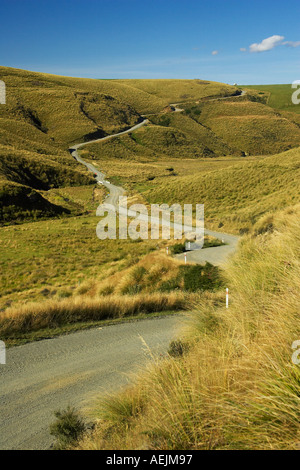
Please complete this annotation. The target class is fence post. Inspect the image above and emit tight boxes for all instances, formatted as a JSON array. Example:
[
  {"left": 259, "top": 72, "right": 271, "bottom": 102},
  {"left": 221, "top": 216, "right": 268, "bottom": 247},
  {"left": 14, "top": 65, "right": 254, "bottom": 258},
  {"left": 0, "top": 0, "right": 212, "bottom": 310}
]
[
  {"left": 0, "top": 341, "right": 6, "bottom": 364},
  {"left": 0, "top": 81, "right": 6, "bottom": 104}
]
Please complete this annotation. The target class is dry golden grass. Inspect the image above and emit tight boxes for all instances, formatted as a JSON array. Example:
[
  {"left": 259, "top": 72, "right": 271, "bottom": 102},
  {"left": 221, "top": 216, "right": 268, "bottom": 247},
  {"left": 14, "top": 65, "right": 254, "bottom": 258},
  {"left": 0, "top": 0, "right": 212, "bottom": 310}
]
[
  {"left": 0, "top": 291, "right": 188, "bottom": 340},
  {"left": 0, "top": 236, "right": 223, "bottom": 342},
  {"left": 182, "top": 99, "right": 300, "bottom": 155},
  {"left": 91, "top": 251, "right": 183, "bottom": 297},
  {"left": 114, "top": 79, "right": 238, "bottom": 103},
  {"left": 77, "top": 204, "right": 300, "bottom": 450}
]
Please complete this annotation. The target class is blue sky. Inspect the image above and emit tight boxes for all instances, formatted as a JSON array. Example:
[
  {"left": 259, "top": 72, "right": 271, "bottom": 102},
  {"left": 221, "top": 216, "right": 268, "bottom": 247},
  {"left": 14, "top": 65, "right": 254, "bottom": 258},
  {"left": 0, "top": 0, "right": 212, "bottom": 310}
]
[{"left": 0, "top": 0, "right": 299, "bottom": 84}]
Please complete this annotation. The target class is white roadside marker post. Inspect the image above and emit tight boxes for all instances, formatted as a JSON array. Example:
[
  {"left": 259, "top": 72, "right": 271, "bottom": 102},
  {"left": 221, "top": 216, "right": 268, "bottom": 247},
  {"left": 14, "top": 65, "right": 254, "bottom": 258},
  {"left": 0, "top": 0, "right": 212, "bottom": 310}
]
[
  {"left": 184, "top": 253, "right": 187, "bottom": 264},
  {"left": 166, "top": 246, "right": 169, "bottom": 255},
  {"left": 226, "top": 288, "right": 229, "bottom": 308}
]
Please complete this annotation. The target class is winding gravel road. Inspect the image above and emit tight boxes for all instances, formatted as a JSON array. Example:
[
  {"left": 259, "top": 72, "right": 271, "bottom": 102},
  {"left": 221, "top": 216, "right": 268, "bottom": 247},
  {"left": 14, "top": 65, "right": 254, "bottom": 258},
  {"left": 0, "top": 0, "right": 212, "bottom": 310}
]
[
  {"left": 0, "top": 93, "right": 243, "bottom": 450},
  {"left": 69, "top": 115, "right": 239, "bottom": 266},
  {"left": 0, "top": 316, "right": 183, "bottom": 450}
]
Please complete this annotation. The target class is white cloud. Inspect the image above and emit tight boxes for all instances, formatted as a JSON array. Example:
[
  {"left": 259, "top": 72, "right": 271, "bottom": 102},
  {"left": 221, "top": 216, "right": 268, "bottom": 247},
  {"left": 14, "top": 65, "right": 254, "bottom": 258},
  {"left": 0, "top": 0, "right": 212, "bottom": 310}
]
[
  {"left": 240, "top": 47, "right": 246, "bottom": 52},
  {"left": 283, "top": 41, "right": 300, "bottom": 48},
  {"left": 249, "top": 35, "right": 284, "bottom": 53},
  {"left": 211, "top": 50, "right": 219, "bottom": 55}
]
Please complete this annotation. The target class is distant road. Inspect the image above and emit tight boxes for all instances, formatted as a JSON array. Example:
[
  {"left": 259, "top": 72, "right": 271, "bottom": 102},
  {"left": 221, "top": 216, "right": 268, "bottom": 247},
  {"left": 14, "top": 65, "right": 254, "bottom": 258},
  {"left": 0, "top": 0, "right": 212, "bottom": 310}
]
[
  {"left": 0, "top": 316, "right": 183, "bottom": 450},
  {"left": 70, "top": 119, "right": 148, "bottom": 207},
  {"left": 69, "top": 103, "right": 240, "bottom": 265},
  {"left": 175, "top": 229, "right": 239, "bottom": 265}
]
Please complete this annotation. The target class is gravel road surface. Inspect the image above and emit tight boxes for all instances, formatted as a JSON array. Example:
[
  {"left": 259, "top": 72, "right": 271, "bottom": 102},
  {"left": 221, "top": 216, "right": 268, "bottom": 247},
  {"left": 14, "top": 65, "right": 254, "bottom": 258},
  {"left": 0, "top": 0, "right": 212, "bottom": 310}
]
[{"left": 0, "top": 315, "right": 183, "bottom": 450}]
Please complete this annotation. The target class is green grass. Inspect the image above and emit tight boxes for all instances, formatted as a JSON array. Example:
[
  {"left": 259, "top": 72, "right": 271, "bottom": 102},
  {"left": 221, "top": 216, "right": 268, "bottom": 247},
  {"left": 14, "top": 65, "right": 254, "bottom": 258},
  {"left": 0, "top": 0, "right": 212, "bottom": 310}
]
[
  {"left": 1, "top": 68, "right": 300, "bottom": 351},
  {"left": 179, "top": 98, "right": 300, "bottom": 155},
  {"left": 1, "top": 68, "right": 300, "bottom": 223},
  {"left": 242, "top": 84, "right": 300, "bottom": 114},
  {"left": 112, "top": 78, "right": 239, "bottom": 104},
  {"left": 0, "top": 215, "right": 158, "bottom": 309}
]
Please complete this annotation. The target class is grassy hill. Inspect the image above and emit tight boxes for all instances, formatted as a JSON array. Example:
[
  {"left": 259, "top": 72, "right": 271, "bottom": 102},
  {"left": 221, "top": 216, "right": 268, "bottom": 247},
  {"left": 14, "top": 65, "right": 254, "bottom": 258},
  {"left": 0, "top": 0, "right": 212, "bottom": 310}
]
[
  {"left": 0, "top": 67, "right": 243, "bottom": 223},
  {"left": 81, "top": 97, "right": 300, "bottom": 166},
  {"left": 1, "top": 67, "right": 300, "bottom": 223},
  {"left": 139, "top": 146, "right": 300, "bottom": 233},
  {"left": 179, "top": 98, "right": 300, "bottom": 155},
  {"left": 0, "top": 179, "right": 70, "bottom": 223},
  {"left": 114, "top": 78, "right": 237, "bottom": 103},
  {"left": 242, "top": 84, "right": 300, "bottom": 115}
]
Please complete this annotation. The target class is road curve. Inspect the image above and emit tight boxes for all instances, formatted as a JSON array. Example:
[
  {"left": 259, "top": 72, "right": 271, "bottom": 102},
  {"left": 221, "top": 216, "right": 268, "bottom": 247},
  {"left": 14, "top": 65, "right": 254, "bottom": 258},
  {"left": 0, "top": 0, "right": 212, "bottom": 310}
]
[
  {"left": 69, "top": 115, "right": 240, "bottom": 266},
  {"left": 0, "top": 315, "right": 183, "bottom": 450},
  {"left": 70, "top": 119, "right": 148, "bottom": 207}
]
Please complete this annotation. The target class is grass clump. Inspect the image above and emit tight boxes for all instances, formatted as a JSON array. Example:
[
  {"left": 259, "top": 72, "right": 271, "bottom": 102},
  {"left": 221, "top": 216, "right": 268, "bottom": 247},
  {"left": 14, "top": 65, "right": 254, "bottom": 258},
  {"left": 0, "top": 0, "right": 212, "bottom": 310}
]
[
  {"left": 50, "top": 407, "right": 86, "bottom": 450},
  {"left": 168, "top": 339, "right": 190, "bottom": 358}
]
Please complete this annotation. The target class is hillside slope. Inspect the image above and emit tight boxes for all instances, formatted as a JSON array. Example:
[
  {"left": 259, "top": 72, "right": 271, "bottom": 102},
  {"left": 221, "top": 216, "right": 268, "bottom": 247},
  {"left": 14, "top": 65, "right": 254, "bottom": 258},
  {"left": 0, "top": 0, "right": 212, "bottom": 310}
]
[
  {"left": 0, "top": 67, "right": 241, "bottom": 223},
  {"left": 1, "top": 67, "right": 300, "bottom": 224},
  {"left": 141, "top": 146, "right": 300, "bottom": 233},
  {"left": 243, "top": 84, "right": 300, "bottom": 115},
  {"left": 180, "top": 97, "right": 300, "bottom": 155}
]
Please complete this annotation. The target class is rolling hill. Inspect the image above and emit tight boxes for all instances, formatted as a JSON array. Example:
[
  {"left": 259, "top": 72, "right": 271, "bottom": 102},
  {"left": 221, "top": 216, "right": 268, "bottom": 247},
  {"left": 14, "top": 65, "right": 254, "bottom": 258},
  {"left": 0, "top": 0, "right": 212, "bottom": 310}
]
[
  {"left": 0, "top": 67, "right": 242, "bottom": 223},
  {"left": 1, "top": 67, "right": 300, "bottom": 224},
  {"left": 140, "top": 146, "right": 300, "bottom": 233}
]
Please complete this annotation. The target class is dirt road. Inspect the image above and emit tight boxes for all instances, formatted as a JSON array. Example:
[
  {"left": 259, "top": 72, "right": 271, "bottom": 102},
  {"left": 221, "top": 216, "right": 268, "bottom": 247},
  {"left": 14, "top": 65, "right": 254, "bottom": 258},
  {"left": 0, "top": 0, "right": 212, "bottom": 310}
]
[{"left": 0, "top": 315, "right": 183, "bottom": 450}]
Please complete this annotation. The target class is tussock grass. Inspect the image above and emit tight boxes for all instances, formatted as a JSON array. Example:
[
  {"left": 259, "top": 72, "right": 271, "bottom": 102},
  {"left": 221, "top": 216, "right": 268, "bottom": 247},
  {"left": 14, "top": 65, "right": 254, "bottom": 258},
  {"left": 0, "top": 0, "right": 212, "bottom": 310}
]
[
  {"left": 0, "top": 215, "right": 160, "bottom": 309},
  {"left": 0, "top": 292, "right": 188, "bottom": 340},
  {"left": 96, "top": 252, "right": 182, "bottom": 297},
  {"left": 0, "top": 240, "right": 222, "bottom": 342},
  {"left": 76, "top": 205, "right": 300, "bottom": 450},
  {"left": 1, "top": 67, "right": 299, "bottom": 222}
]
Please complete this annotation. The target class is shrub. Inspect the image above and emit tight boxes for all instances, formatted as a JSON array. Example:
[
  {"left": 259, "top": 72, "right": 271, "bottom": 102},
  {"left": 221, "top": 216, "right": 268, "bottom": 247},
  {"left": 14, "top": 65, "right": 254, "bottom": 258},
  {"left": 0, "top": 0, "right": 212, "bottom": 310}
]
[
  {"left": 50, "top": 407, "right": 86, "bottom": 450},
  {"left": 170, "top": 243, "right": 186, "bottom": 255},
  {"left": 181, "top": 263, "right": 223, "bottom": 292},
  {"left": 159, "top": 275, "right": 181, "bottom": 292},
  {"left": 168, "top": 339, "right": 190, "bottom": 357}
]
